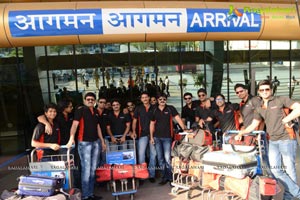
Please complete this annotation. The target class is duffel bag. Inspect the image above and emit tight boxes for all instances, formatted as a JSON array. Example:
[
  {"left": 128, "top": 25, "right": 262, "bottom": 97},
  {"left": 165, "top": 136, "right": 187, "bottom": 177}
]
[
  {"left": 190, "top": 145, "right": 209, "bottom": 162},
  {"left": 188, "top": 160, "right": 203, "bottom": 179},
  {"left": 224, "top": 176, "right": 252, "bottom": 199},
  {"left": 96, "top": 164, "right": 133, "bottom": 182},
  {"left": 96, "top": 163, "right": 149, "bottom": 182},
  {"left": 134, "top": 163, "right": 149, "bottom": 179},
  {"left": 228, "top": 134, "right": 257, "bottom": 146},
  {"left": 178, "top": 142, "right": 193, "bottom": 159}
]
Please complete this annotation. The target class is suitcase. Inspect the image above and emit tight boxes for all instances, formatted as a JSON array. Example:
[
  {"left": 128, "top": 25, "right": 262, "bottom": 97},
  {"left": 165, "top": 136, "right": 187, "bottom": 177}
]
[
  {"left": 17, "top": 175, "right": 63, "bottom": 197},
  {"left": 202, "top": 150, "right": 257, "bottom": 179}
]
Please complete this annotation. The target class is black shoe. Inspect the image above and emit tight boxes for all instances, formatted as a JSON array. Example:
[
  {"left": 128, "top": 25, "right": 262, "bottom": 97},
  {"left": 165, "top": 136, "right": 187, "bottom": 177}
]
[
  {"left": 90, "top": 195, "right": 103, "bottom": 200},
  {"left": 159, "top": 180, "right": 168, "bottom": 185},
  {"left": 149, "top": 178, "right": 156, "bottom": 183},
  {"left": 139, "top": 180, "right": 144, "bottom": 185}
]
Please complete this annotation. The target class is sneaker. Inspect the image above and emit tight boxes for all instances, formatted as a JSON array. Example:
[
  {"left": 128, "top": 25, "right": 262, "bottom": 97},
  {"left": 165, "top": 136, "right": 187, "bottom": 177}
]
[{"left": 149, "top": 178, "right": 156, "bottom": 183}]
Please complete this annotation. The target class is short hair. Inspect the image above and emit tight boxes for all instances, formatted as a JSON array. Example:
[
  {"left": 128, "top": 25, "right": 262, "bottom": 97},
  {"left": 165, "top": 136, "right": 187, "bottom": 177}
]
[
  {"left": 257, "top": 79, "right": 272, "bottom": 89},
  {"left": 98, "top": 96, "right": 107, "bottom": 101},
  {"left": 111, "top": 98, "right": 121, "bottom": 105},
  {"left": 157, "top": 93, "right": 168, "bottom": 99},
  {"left": 44, "top": 103, "right": 57, "bottom": 113},
  {"left": 197, "top": 88, "right": 207, "bottom": 95},
  {"left": 57, "top": 99, "right": 72, "bottom": 112},
  {"left": 84, "top": 92, "right": 96, "bottom": 100},
  {"left": 234, "top": 83, "right": 247, "bottom": 91},
  {"left": 140, "top": 91, "right": 150, "bottom": 97},
  {"left": 183, "top": 92, "right": 193, "bottom": 98},
  {"left": 215, "top": 93, "right": 225, "bottom": 100}
]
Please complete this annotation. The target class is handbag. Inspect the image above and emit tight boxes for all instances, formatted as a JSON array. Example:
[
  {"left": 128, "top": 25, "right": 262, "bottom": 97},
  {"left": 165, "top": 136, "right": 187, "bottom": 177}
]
[
  {"left": 227, "top": 134, "right": 257, "bottom": 153},
  {"left": 228, "top": 134, "right": 257, "bottom": 146}
]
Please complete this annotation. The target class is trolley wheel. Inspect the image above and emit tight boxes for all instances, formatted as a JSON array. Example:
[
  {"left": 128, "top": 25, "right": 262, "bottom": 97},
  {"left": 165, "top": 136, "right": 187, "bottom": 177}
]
[
  {"left": 171, "top": 187, "right": 179, "bottom": 195},
  {"left": 130, "top": 194, "right": 134, "bottom": 200},
  {"left": 186, "top": 190, "right": 192, "bottom": 199}
]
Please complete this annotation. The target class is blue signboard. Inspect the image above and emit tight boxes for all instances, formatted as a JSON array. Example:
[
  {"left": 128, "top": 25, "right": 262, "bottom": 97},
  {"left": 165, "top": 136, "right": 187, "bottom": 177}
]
[
  {"left": 8, "top": 8, "right": 262, "bottom": 37},
  {"left": 9, "top": 9, "right": 103, "bottom": 37},
  {"left": 186, "top": 8, "right": 261, "bottom": 32}
]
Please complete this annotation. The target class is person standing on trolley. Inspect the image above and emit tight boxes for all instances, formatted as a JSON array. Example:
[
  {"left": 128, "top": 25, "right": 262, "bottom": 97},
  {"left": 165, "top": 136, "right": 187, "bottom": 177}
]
[
  {"left": 150, "top": 93, "right": 186, "bottom": 185},
  {"left": 67, "top": 92, "right": 106, "bottom": 200}
]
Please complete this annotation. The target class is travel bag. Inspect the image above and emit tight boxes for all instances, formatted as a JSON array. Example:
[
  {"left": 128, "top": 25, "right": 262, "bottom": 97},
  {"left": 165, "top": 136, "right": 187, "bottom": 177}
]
[
  {"left": 96, "top": 162, "right": 149, "bottom": 182},
  {"left": 202, "top": 150, "right": 257, "bottom": 179},
  {"left": 17, "top": 175, "right": 63, "bottom": 197}
]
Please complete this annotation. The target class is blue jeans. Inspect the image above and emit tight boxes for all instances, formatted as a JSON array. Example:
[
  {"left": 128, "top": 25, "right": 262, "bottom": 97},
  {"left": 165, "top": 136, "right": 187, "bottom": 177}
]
[
  {"left": 138, "top": 136, "right": 157, "bottom": 178},
  {"left": 78, "top": 140, "right": 101, "bottom": 199},
  {"left": 268, "top": 139, "right": 300, "bottom": 199},
  {"left": 154, "top": 137, "right": 172, "bottom": 181}
]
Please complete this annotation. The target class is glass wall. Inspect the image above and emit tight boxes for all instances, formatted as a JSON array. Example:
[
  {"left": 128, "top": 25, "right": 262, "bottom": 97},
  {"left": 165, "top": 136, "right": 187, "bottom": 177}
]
[{"left": 1, "top": 40, "right": 300, "bottom": 155}]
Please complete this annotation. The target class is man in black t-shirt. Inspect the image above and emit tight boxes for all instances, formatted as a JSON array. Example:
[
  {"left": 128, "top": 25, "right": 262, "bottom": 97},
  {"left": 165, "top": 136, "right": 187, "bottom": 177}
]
[
  {"left": 106, "top": 99, "right": 131, "bottom": 151},
  {"left": 67, "top": 92, "right": 105, "bottom": 200},
  {"left": 181, "top": 92, "right": 197, "bottom": 129},
  {"left": 132, "top": 92, "right": 157, "bottom": 183},
  {"left": 32, "top": 103, "right": 60, "bottom": 161},
  {"left": 150, "top": 93, "right": 186, "bottom": 185}
]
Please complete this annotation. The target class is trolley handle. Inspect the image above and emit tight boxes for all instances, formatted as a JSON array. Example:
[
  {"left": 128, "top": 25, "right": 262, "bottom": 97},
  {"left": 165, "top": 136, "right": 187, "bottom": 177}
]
[
  {"left": 105, "top": 135, "right": 135, "bottom": 141},
  {"left": 224, "top": 130, "right": 265, "bottom": 136},
  {"left": 30, "top": 145, "right": 75, "bottom": 162}
]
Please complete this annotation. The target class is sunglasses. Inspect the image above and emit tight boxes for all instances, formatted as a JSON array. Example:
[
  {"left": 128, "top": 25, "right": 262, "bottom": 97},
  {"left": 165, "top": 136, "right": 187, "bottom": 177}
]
[
  {"left": 216, "top": 98, "right": 224, "bottom": 101},
  {"left": 158, "top": 98, "right": 166, "bottom": 101},
  {"left": 259, "top": 88, "right": 271, "bottom": 92},
  {"left": 86, "top": 98, "right": 95, "bottom": 102},
  {"left": 184, "top": 97, "right": 192, "bottom": 100},
  {"left": 235, "top": 90, "right": 244, "bottom": 94},
  {"left": 198, "top": 94, "right": 206, "bottom": 97}
]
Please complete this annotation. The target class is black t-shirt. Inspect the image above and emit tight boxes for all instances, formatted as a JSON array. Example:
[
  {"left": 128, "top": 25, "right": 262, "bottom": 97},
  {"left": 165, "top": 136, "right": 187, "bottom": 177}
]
[
  {"left": 210, "top": 103, "right": 240, "bottom": 133},
  {"left": 151, "top": 105, "right": 178, "bottom": 138},
  {"left": 181, "top": 102, "right": 198, "bottom": 127},
  {"left": 74, "top": 106, "right": 99, "bottom": 142},
  {"left": 106, "top": 111, "right": 131, "bottom": 136},
  {"left": 133, "top": 104, "right": 155, "bottom": 138},
  {"left": 32, "top": 122, "right": 60, "bottom": 155},
  {"left": 97, "top": 108, "right": 110, "bottom": 137},
  {"left": 56, "top": 112, "right": 73, "bottom": 145}
]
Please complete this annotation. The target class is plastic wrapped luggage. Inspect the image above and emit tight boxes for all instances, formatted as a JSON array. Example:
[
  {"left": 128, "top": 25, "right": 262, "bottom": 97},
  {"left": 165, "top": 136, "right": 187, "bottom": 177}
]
[
  {"left": 202, "top": 150, "right": 257, "bottom": 179},
  {"left": 17, "top": 175, "right": 63, "bottom": 197}
]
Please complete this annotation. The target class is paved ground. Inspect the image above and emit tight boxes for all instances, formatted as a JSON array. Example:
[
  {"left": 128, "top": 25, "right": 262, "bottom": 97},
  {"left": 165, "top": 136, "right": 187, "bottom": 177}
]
[{"left": 2, "top": 146, "right": 300, "bottom": 199}]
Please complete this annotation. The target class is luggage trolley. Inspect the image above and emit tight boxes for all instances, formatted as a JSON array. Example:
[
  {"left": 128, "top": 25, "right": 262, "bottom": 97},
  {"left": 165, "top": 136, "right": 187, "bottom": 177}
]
[
  {"left": 29, "top": 145, "right": 75, "bottom": 191},
  {"left": 105, "top": 135, "right": 137, "bottom": 200},
  {"left": 171, "top": 127, "right": 212, "bottom": 200}
]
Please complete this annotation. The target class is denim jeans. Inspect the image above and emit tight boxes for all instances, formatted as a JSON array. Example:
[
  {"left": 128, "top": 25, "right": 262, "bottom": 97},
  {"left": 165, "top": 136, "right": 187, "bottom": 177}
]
[
  {"left": 138, "top": 136, "right": 157, "bottom": 178},
  {"left": 154, "top": 137, "right": 172, "bottom": 181},
  {"left": 78, "top": 140, "right": 101, "bottom": 199},
  {"left": 268, "top": 139, "right": 300, "bottom": 199}
]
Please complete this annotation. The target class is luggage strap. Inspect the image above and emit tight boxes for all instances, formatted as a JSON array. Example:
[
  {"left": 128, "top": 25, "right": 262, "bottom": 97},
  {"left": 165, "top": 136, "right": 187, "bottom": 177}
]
[{"left": 229, "top": 144, "right": 257, "bottom": 153}]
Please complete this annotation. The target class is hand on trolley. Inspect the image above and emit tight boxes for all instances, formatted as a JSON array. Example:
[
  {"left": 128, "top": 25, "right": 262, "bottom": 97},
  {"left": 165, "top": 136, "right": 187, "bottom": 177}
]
[{"left": 50, "top": 143, "right": 60, "bottom": 151}]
